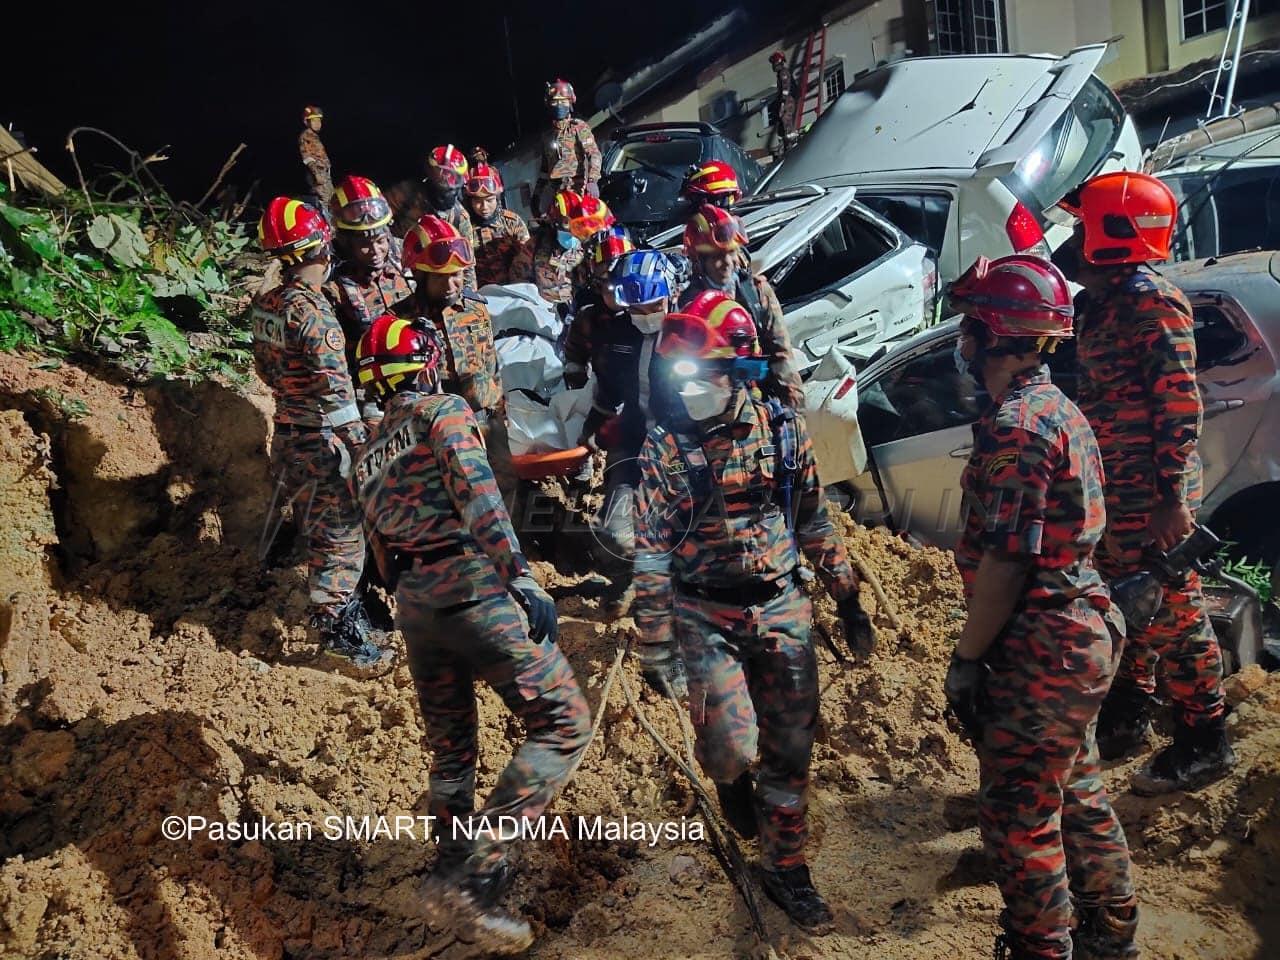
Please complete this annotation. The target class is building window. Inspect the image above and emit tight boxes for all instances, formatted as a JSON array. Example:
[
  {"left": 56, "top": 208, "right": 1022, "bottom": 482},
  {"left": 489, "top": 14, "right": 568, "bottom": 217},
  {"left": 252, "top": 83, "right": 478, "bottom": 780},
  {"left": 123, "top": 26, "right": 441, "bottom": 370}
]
[
  {"left": 824, "top": 65, "right": 846, "bottom": 105},
  {"left": 1182, "top": 0, "right": 1229, "bottom": 38},
  {"left": 933, "top": 0, "right": 1006, "bottom": 54}
]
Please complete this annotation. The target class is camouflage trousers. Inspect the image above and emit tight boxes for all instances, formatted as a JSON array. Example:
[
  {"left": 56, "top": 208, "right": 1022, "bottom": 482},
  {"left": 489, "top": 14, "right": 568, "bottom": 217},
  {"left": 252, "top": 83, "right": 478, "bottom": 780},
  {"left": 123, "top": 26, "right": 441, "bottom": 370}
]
[
  {"left": 1097, "top": 499, "right": 1225, "bottom": 725},
  {"left": 676, "top": 578, "right": 817, "bottom": 869},
  {"left": 979, "top": 603, "right": 1136, "bottom": 959},
  {"left": 305, "top": 163, "right": 333, "bottom": 206},
  {"left": 398, "top": 586, "right": 591, "bottom": 874},
  {"left": 268, "top": 429, "right": 364, "bottom": 618}
]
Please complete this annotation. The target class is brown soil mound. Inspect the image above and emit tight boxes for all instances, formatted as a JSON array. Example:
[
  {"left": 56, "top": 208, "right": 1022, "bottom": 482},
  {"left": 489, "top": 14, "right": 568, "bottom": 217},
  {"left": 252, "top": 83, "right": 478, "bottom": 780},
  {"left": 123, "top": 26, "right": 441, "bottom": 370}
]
[{"left": 1, "top": 352, "right": 1276, "bottom": 960}]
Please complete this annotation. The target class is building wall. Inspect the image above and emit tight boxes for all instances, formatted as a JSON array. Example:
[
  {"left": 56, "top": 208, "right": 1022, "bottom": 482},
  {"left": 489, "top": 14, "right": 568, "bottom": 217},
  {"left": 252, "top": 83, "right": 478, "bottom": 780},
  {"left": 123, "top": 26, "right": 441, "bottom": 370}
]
[{"left": 1159, "top": 0, "right": 1280, "bottom": 72}]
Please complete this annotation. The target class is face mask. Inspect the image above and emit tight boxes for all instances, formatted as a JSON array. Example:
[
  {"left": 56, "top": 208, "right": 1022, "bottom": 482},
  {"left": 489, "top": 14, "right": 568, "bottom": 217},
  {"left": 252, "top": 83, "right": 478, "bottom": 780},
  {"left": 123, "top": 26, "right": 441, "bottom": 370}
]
[
  {"left": 557, "top": 229, "right": 580, "bottom": 251},
  {"left": 679, "top": 378, "right": 732, "bottom": 422},
  {"left": 630, "top": 309, "right": 666, "bottom": 335},
  {"left": 550, "top": 103, "right": 571, "bottom": 120}
]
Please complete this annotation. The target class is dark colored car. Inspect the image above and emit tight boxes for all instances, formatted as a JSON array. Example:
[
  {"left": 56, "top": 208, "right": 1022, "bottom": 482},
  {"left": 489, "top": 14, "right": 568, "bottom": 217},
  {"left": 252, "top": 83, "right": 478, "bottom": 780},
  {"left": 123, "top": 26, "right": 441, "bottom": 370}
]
[{"left": 598, "top": 122, "right": 764, "bottom": 241}]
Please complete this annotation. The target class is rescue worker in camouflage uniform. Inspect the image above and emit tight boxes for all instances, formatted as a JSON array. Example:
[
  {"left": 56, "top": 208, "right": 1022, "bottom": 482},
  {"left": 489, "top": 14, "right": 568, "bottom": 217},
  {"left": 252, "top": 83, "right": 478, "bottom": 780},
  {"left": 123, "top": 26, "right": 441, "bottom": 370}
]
[
  {"left": 394, "top": 215, "right": 516, "bottom": 499},
  {"left": 323, "top": 175, "right": 412, "bottom": 423},
  {"left": 1057, "top": 172, "right": 1235, "bottom": 794},
  {"left": 298, "top": 105, "right": 333, "bottom": 204},
  {"left": 533, "top": 78, "right": 601, "bottom": 215},
  {"left": 250, "top": 197, "right": 390, "bottom": 672},
  {"left": 350, "top": 314, "right": 590, "bottom": 956},
  {"left": 769, "top": 52, "right": 798, "bottom": 158},
  {"left": 421, "top": 145, "right": 478, "bottom": 291},
  {"left": 633, "top": 290, "right": 872, "bottom": 933},
  {"left": 943, "top": 255, "right": 1138, "bottom": 960},
  {"left": 512, "top": 189, "right": 587, "bottom": 306},
  {"left": 679, "top": 204, "right": 803, "bottom": 408},
  {"left": 465, "top": 163, "right": 530, "bottom": 287}
]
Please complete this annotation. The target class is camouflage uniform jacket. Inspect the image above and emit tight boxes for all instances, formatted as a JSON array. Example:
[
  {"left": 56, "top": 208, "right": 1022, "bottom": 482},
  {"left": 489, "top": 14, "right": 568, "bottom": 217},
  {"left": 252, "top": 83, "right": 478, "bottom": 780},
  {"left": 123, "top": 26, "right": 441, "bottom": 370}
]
[
  {"left": 350, "top": 389, "right": 529, "bottom": 608},
  {"left": 298, "top": 129, "right": 332, "bottom": 195},
  {"left": 251, "top": 276, "right": 360, "bottom": 429},
  {"left": 681, "top": 270, "right": 802, "bottom": 406},
  {"left": 394, "top": 292, "right": 502, "bottom": 415},
  {"left": 512, "top": 228, "right": 584, "bottom": 304},
  {"left": 562, "top": 292, "right": 622, "bottom": 387},
  {"left": 633, "top": 397, "right": 856, "bottom": 650},
  {"left": 955, "top": 366, "right": 1111, "bottom": 613},
  {"left": 541, "top": 118, "right": 602, "bottom": 190},
  {"left": 324, "top": 262, "right": 413, "bottom": 362},
  {"left": 1075, "top": 267, "right": 1203, "bottom": 505},
  {"left": 471, "top": 209, "right": 531, "bottom": 287}
]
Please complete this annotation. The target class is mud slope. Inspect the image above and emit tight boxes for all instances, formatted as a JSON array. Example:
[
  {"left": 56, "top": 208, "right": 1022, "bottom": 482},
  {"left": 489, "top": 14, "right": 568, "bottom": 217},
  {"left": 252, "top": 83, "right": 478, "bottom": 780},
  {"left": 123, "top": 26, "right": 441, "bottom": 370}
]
[{"left": 0, "top": 352, "right": 1275, "bottom": 960}]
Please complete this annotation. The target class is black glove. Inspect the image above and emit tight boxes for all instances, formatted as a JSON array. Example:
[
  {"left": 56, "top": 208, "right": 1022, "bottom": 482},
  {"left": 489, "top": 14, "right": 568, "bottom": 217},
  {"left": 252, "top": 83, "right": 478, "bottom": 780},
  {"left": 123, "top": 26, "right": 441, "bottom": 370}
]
[
  {"left": 836, "top": 593, "right": 875, "bottom": 655},
  {"left": 638, "top": 644, "right": 688, "bottom": 700},
  {"left": 511, "top": 576, "right": 558, "bottom": 644},
  {"left": 944, "top": 651, "right": 989, "bottom": 743}
]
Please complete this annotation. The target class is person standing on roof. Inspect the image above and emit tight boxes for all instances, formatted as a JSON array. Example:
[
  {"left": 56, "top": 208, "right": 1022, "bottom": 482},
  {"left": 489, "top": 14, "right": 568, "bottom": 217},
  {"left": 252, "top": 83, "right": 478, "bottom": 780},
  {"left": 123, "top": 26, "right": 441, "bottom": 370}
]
[
  {"left": 251, "top": 197, "right": 391, "bottom": 675},
  {"left": 324, "top": 175, "right": 413, "bottom": 423},
  {"left": 769, "top": 52, "right": 798, "bottom": 158},
  {"left": 465, "top": 163, "right": 530, "bottom": 287},
  {"left": 533, "top": 79, "right": 601, "bottom": 215},
  {"left": 680, "top": 204, "right": 803, "bottom": 408},
  {"left": 632, "top": 290, "right": 871, "bottom": 934},
  {"left": 350, "top": 314, "right": 590, "bottom": 956},
  {"left": 1058, "top": 171, "right": 1235, "bottom": 795},
  {"left": 299, "top": 105, "right": 334, "bottom": 204}
]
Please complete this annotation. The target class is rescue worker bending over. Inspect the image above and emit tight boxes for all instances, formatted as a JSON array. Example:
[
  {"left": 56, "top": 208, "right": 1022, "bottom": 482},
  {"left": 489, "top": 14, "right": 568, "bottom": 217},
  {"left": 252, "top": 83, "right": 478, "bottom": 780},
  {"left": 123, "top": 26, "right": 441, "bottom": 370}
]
[
  {"left": 633, "top": 291, "right": 870, "bottom": 933},
  {"left": 350, "top": 315, "right": 590, "bottom": 956},
  {"left": 1059, "top": 172, "right": 1235, "bottom": 794},
  {"left": 680, "top": 204, "right": 803, "bottom": 408},
  {"left": 465, "top": 163, "right": 530, "bottom": 287},
  {"left": 943, "top": 255, "right": 1137, "bottom": 960},
  {"left": 250, "top": 197, "right": 390, "bottom": 673},
  {"left": 324, "top": 175, "right": 412, "bottom": 423},
  {"left": 393, "top": 216, "right": 515, "bottom": 499}
]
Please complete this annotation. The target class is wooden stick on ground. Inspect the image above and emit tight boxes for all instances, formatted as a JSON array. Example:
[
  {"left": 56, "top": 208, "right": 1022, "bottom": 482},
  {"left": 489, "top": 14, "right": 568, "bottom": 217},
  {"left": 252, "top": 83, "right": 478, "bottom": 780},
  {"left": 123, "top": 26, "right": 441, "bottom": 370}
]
[{"left": 852, "top": 554, "right": 903, "bottom": 632}]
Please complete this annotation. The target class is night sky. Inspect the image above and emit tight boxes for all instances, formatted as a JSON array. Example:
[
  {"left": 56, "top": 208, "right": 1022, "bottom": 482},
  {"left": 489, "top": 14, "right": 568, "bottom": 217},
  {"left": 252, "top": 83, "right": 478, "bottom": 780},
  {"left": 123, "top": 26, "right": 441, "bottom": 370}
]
[{"left": 10, "top": 0, "right": 760, "bottom": 206}]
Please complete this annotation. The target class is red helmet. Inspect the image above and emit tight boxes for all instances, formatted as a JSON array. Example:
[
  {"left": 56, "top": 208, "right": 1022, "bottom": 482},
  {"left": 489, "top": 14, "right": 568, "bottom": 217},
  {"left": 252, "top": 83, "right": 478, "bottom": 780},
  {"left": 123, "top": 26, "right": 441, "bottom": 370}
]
[
  {"left": 356, "top": 315, "right": 444, "bottom": 397},
  {"left": 569, "top": 194, "right": 615, "bottom": 240},
  {"left": 1058, "top": 171, "right": 1177, "bottom": 265},
  {"left": 547, "top": 189, "right": 584, "bottom": 226},
  {"left": 465, "top": 163, "right": 505, "bottom": 198},
  {"left": 769, "top": 51, "right": 787, "bottom": 66},
  {"left": 684, "top": 204, "right": 749, "bottom": 255},
  {"left": 545, "top": 79, "right": 576, "bottom": 105},
  {"left": 403, "top": 215, "right": 475, "bottom": 275},
  {"left": 590, "top": 230, "right": 636, "bottom": 276},
  {"left": 331, "top": 175, "right": 393, "bottom": 232},
  {"left": 947, "top": 255, "right": 1073, "bottom": 338},
  {"left": 426, "top": 144, "right": 470, "bottom": 188},
  {"left": 302, "top": 105, "right": 323, "bottom": 122},
  {"left": 658, "top": 290, "right": 760, "bottom": 361},
  {"left": 258, "top": 197, "right": 332, "bottom": 261},
  {"left": 683, "top": 161, "right": 742, "bottom": 205}
]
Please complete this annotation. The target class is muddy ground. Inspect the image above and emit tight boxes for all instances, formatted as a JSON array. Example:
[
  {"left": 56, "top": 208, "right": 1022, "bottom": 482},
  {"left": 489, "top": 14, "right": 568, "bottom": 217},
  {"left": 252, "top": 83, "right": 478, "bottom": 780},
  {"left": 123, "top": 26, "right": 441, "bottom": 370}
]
[{"left": 0, "top": 352, "right": 1276, "bottom": 960}]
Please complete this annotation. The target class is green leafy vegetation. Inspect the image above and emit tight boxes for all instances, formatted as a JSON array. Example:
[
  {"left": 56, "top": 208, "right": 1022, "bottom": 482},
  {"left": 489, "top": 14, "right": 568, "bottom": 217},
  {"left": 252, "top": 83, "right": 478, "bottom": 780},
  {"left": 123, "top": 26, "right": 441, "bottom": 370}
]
[
  {"left": 1207, "top": 547, "right": 1275, "bottom": 604},
  {"left": 0, "top": 180, "right": 261, "bottom": 381}
]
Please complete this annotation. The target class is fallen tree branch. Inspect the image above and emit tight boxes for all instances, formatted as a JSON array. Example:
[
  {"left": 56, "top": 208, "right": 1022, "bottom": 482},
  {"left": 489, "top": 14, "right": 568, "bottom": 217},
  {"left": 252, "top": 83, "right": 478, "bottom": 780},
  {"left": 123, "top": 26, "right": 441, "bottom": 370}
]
[
  {"left": 196, "top": 143, "right": 247, "bottom": 211},
  {"left": 852, "top": 554, "right": 902, "bottom": 632}
]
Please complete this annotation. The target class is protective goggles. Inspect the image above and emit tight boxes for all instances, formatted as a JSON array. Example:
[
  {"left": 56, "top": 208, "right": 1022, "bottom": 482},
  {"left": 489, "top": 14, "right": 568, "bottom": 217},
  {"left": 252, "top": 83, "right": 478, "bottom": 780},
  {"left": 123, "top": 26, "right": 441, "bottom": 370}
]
[
  {"left": 418, "top": 237, "right": 475, "bottom": 272},
  {"left": 669, "top": 356, "right": 768, "bottom": 383},
  {"left": 694, "top": 218, "right": 748, "bottom": 251},
  {"left": 569, "top": 215, "right": 609, "bottom": 241},
  {"left": 465, "top": 173, "right": 502, "bottom": 196}
]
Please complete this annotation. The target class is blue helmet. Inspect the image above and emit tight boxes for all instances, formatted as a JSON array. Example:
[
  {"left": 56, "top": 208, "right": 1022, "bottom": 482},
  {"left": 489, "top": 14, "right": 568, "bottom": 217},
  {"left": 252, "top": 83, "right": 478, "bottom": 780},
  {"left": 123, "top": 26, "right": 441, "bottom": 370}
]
[{"left": 610, "top": 250, "right": 672, "bottom": 307}]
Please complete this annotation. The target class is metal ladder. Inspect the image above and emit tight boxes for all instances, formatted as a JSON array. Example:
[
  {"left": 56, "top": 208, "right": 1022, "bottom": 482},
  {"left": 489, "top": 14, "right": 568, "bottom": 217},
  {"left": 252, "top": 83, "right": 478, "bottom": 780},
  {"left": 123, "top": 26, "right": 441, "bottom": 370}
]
[
  {"left": 1206, "top": 0, "right": 1253, "bottom": 120},
  {"left": 792, "top": 24, "right": 829, "bottom": 131}
]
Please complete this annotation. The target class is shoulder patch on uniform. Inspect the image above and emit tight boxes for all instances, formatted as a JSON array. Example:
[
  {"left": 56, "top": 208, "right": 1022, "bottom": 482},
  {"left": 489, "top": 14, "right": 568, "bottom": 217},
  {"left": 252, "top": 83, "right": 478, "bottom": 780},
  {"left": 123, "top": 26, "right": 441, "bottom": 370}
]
[
  {"left": 985, "top": 450, "right": 1019, "bottom": 478},
  {"left": 324, "top": 327, "right": 344, "bottom": 352}
]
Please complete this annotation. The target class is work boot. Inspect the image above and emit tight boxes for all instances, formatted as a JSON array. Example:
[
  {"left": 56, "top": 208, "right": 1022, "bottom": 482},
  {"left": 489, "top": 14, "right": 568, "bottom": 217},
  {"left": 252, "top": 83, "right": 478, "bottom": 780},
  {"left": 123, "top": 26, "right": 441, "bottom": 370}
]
[
  {"left": 422, "top": 870, "right": 533, "bottom": 956},
  {"left": 641, "top": 658, "right": 688, "bottom": 701},
  {"left": 1096, "top": 682, "right": 1154, "bottom": 761},
  {"left": 312, "top": 600, "right": 395, "bottom": 678},
  {"left": 715, "top": 773, "right": 759, "bottom": 841},
  {"left": 757, "top": 864, "right": 834, "bottom": 934},
  {"left": 1073, "top": 901, "right": 1139, "bottom": 958},
  {"left": 1131, "top": 715, "right": 1236, "bottom": 796}
]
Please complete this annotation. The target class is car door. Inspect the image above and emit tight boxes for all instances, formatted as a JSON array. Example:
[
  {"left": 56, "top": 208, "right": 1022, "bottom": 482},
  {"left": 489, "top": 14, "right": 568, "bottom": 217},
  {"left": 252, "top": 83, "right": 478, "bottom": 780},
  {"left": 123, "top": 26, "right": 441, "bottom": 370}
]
[
  {"left": 744, "top": 187, "right": 934, "bottom": 371},
  {"left": 850, "top": 327, "right": 978, "bottom": 547}
]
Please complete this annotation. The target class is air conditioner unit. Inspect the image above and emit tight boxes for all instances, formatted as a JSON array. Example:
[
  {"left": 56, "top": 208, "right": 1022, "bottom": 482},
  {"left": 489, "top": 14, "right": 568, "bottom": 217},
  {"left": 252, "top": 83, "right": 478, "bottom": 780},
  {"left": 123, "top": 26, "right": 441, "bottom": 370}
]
[{"left": 706, "top": 91, "right": 740, "bottom": 126}]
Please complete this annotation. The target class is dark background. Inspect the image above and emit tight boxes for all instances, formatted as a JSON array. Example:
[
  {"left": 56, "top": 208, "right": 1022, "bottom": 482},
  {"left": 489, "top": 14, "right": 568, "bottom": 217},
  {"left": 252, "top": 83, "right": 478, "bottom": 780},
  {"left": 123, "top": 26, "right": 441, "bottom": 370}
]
[{"left": 7, "top": 0, "right": 752, "bottom": 204}]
